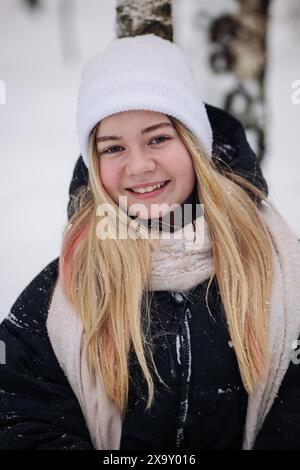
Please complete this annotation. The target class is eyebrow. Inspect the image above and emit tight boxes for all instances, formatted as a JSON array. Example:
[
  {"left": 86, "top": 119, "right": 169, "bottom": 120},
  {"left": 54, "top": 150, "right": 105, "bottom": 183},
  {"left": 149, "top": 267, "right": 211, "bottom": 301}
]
[{"left": 96, "top": 122, "right": 173, "bottom": 143}]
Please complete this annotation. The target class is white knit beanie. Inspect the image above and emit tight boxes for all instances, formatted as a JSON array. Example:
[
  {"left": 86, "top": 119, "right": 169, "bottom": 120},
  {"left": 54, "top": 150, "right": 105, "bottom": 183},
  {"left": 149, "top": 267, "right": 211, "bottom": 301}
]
[{"left": 76, "top": 34, "right": 213, "bottom": 169}]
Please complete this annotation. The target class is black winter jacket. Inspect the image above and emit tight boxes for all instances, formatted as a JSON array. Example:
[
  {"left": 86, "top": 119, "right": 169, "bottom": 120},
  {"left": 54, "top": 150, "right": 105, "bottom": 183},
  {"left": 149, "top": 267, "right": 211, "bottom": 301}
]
[{"left": 1, "top": 105, "right": 300, "bottom": 450}]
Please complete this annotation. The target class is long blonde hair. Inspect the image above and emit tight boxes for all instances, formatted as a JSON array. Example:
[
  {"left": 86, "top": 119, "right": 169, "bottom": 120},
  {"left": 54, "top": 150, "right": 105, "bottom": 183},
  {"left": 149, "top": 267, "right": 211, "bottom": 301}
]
[{"left": 59, "top": 115, "right": 273, "bottom": 415}]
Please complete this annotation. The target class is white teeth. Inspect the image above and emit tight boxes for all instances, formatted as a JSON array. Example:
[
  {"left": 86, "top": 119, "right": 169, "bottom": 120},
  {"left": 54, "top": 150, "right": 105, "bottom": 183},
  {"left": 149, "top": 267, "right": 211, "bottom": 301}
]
[{"left": 131, "top": 181, "right": 167, "bottom": 193}]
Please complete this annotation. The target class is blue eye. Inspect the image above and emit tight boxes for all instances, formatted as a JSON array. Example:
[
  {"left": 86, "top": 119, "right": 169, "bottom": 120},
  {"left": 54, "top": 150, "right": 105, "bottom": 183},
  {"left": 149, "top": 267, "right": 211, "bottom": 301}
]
[
  {"left": 100, "top": 135, "right": 170, "bottom": 155},
  {"left": 101, "top": 145, "right": 123, "bottom": 155},
  {"left": 150, "top": 135, "right": 170, "bottom": 145}
]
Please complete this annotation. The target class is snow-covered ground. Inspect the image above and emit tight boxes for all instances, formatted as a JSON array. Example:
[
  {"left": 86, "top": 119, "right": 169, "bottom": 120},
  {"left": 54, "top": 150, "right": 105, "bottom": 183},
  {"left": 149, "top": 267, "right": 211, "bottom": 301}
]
[{"left": 0, "top": 0, "right": 299, "bottom": 320}]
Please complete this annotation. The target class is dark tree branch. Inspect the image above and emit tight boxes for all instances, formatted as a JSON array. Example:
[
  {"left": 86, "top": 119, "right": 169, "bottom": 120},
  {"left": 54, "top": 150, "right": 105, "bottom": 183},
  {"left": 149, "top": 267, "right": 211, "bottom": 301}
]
[{"left": 23, "top": 0, "right": 40, "bottom": 9}]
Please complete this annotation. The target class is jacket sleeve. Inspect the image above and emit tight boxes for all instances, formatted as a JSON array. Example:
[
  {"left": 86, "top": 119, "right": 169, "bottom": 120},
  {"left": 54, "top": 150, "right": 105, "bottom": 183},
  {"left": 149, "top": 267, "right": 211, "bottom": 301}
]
[
  {"left": 0, "top": 259, "right": 94, "bottom": 449},
  {"left": 252, "top": 345, "right": 300, "bottom": 449}
]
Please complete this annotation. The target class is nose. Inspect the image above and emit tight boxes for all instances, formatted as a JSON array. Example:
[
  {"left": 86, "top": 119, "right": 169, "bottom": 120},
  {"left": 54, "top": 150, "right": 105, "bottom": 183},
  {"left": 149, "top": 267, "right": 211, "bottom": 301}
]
[{"left": 125, "top": 148, "right": 156, "bottom": 176}]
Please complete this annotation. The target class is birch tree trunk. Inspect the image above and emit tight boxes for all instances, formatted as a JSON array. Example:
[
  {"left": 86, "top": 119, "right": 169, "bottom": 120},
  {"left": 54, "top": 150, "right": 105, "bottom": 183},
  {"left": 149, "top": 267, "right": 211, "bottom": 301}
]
[
  {"left": 116, "top": 0, "right": 173, "bottom": 41},
  {"left": 58, "top": 0, "right": 79, "bottom": 60},
  {"left": 193, "top": 0, "right": 272, "bottom": 163}
]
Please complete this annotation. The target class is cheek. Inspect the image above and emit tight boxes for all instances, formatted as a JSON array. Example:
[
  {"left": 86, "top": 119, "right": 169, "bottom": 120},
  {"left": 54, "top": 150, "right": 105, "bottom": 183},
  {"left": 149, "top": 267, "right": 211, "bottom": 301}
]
[
  {"left": 182, "top": 157, "right": 196, "bottom": 184},
  {"left": 164, "top": 147, "right": 195, "bottom": 182},
  {"left": 99, "top": 161, "right": 122, "bottom": 197}
]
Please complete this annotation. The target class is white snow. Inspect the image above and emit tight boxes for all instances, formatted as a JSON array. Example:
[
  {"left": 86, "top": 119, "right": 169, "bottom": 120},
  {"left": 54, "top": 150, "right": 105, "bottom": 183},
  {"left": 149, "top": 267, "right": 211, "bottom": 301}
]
[{"left": 176, "top": 334, "right": 181, "bottom": 365}]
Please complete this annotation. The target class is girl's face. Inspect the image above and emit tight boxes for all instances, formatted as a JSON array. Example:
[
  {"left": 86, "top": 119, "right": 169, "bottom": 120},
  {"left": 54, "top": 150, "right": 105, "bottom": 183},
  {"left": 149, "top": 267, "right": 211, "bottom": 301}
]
[{"left": 96, "top": 110, "right": 196, "bottom": 220}]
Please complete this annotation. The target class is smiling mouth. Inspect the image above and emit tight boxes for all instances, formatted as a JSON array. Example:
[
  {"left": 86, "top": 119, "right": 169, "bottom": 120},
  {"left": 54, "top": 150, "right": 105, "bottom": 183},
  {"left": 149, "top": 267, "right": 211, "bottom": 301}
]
[{"left": 126, "top": 180, "right": 171, "bottom": 194}]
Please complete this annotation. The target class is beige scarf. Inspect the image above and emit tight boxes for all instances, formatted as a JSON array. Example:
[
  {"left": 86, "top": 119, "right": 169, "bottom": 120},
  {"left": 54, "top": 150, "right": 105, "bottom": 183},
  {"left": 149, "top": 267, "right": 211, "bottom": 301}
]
[{"left": 47, "top": 199, "right": 300, "bottom": 450}]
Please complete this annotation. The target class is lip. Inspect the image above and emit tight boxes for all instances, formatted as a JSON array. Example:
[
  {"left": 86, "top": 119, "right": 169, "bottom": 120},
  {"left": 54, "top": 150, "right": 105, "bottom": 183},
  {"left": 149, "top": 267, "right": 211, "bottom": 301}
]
[
  {"left": 125, "top": 180, "right": 171, "bottom": 200},
  {"left": 126, "top": 180, "right": 170, "bottom": 190}
]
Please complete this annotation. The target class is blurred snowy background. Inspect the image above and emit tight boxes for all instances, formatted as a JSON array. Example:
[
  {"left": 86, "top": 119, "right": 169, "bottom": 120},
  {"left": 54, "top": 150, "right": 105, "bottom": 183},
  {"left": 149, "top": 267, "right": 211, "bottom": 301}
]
[{"left": 0, "top": 0, "right": 299, "bottom": 319}]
